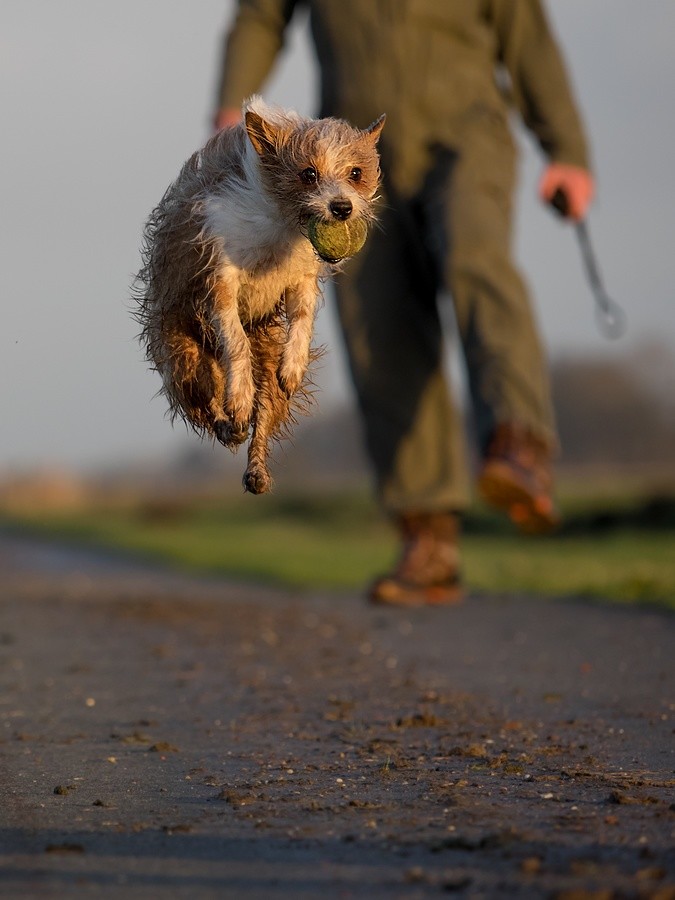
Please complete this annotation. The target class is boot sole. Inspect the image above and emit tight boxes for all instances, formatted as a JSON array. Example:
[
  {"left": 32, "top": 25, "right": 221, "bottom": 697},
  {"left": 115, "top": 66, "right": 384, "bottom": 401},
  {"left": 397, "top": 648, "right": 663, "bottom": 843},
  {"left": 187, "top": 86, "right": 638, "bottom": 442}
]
[
  {"left": 478, "top": 461, "right": 560, "bottom": 534},
  {"left": 369, "top": 579, "right": 463, "bottom": 608}
]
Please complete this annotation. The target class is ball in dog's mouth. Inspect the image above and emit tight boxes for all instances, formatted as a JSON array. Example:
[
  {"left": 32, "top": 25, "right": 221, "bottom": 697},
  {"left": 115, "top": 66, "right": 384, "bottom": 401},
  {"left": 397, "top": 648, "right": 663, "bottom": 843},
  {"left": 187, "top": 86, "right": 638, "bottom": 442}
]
[{"left": 307, "top": 217, "right": 368, "bottom": 263}]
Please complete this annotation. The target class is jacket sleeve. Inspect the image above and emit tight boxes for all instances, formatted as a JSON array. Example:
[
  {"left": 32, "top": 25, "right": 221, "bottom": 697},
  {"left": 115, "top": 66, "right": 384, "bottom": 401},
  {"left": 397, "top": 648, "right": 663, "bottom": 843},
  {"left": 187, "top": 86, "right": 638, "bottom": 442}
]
[
  {"left": 216, "top": 0, "right": 300, "bottom": 110},
  {"left": 488, "top": 0, "right": 591, "bottom": 170}
]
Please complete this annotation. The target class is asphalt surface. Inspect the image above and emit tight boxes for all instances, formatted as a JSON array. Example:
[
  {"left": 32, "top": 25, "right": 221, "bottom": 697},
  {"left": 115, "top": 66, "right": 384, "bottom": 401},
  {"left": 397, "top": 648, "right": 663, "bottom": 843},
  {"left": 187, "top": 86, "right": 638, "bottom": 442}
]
[{"left": 0, "top": 533, "right": 673, "bottom": 899}]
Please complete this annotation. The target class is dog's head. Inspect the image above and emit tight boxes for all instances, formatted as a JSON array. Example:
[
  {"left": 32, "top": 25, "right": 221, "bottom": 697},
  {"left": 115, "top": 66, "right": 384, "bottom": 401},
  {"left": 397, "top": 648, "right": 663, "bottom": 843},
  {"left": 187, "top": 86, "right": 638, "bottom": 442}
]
[{"left": 243, "top": 98, "right": 385, "bottom": 261}]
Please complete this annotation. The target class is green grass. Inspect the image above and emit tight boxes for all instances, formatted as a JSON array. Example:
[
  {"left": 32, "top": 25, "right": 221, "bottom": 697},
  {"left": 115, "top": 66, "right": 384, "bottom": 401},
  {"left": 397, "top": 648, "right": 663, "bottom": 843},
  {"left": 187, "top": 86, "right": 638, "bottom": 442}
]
[
  {"left": 3, "top": 487, "right": 675, "bottom": 607},
  {"left": 461, "top": 531, "right": 675, "bottom": 604}
]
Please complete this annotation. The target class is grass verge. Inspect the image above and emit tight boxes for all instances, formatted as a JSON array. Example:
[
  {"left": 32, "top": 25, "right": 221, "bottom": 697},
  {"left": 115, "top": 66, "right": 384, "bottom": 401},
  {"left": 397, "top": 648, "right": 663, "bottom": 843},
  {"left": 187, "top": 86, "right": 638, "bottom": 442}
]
[{"left": 3, "top": 486, "right": 674, "bottom": 607}]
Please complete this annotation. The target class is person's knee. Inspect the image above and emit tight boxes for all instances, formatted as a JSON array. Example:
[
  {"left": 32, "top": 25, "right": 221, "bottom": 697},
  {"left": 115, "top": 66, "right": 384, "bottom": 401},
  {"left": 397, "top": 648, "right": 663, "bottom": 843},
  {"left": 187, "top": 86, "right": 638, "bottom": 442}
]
[{"left": 445, "top": 234, "right": 510, "bottom": 296}]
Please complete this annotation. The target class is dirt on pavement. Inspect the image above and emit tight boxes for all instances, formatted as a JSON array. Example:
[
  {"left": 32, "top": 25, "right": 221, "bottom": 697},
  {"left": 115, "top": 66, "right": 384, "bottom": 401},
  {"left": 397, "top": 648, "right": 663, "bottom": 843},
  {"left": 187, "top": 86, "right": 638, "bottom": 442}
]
[{"left": 0, "top": 533, "right": 674, "bottom": 899}]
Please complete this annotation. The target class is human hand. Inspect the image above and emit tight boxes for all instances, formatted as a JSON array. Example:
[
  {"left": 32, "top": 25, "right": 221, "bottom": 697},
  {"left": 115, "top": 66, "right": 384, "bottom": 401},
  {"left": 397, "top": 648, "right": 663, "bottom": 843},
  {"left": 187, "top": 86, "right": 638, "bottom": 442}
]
[
  {"left": 539, "top": 163, "right": 595, "bottom": 221},
  {"left": 213, "top": 107, "right": 242, "bottom": 133}
]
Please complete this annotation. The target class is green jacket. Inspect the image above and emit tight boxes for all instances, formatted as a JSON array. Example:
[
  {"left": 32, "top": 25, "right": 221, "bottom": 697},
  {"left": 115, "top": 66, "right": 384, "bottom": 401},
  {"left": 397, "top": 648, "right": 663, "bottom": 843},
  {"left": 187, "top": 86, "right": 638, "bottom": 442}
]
[{"left": 217, "top": 0, "right": 590, "bottom": 191}]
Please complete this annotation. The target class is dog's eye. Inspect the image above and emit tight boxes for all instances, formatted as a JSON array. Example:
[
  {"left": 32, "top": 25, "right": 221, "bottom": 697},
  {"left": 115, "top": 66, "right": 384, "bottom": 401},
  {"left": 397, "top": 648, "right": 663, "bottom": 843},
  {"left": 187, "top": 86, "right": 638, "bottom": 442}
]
[
  {"left": 349, "top": 167, "right": 362, "bottom": 182},
  {"left": 299, "top": 167, "right": 318, "bottom": 185}
]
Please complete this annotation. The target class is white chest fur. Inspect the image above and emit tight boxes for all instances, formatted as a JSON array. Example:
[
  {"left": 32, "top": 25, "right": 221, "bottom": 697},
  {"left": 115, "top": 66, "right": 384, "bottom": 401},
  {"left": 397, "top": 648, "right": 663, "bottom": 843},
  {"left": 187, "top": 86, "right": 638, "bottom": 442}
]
[
  {"left": 234, "top": 245, "right": 321, "bottom": 321},
  {"left": 203, "top": 174, "right": 321, "bottom": 322}
]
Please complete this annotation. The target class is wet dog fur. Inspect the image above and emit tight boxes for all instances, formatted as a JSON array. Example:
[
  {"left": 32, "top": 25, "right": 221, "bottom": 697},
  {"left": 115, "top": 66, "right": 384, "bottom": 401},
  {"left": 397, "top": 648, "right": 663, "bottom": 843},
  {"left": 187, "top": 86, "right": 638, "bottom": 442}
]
[{"left": 135, "top": 97, "right": 384, "bottom": 493}]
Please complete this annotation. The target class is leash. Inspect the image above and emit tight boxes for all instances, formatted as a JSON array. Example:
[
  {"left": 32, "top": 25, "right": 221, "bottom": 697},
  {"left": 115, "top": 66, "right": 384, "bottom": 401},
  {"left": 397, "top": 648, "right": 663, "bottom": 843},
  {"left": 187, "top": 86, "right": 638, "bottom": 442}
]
[{"left": 550, "top": 189, "right": 627, "bottom": 339}]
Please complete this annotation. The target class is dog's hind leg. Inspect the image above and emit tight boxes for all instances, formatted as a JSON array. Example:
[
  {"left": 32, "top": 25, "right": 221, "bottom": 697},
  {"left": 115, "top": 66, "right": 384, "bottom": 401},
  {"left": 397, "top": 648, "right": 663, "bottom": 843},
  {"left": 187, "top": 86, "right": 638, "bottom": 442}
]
[
  {"left": 159, "top": 332, "right": 242, "bottom": 444},
  {"left": 243, "top": 319, "right": 291, "bottom": 494}
]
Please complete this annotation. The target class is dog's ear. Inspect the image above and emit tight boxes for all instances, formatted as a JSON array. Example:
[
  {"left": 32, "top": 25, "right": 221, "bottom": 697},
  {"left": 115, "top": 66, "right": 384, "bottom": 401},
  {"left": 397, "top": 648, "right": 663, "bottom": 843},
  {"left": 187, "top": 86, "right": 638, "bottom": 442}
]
[
  {"left": 363, "top": 114, "right": 386, "bottom": 144},
  {"left": 245, "top": 110, "right": 280, "bottom": 156}
]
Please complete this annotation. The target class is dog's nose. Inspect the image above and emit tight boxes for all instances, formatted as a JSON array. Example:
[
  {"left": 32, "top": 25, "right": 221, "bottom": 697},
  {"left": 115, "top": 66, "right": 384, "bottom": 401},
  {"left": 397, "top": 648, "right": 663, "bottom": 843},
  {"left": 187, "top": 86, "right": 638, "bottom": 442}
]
[{"left": 329, "top": 199, "right": 352, "bottom": 221}]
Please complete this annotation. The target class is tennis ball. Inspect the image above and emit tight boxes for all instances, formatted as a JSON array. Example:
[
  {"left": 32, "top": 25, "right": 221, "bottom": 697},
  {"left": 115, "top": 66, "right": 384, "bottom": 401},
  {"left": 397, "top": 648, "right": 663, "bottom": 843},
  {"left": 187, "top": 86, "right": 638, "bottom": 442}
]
[{"left": 307, "top": 217, "right": 368, "bottom": 262}]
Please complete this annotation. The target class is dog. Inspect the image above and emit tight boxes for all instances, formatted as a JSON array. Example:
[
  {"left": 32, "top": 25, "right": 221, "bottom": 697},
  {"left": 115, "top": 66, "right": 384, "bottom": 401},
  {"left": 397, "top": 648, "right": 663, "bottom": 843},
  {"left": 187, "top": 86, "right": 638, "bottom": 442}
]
[{"left": 135, "top": 97, "right": 384, "bottom": 493}]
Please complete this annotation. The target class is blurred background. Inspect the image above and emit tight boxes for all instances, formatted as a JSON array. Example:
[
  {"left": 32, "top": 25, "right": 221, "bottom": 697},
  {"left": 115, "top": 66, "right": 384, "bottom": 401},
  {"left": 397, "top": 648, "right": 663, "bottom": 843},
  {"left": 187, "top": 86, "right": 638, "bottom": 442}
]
[{"left": 1, "top": 2, "right": 674, "bottom": 600}]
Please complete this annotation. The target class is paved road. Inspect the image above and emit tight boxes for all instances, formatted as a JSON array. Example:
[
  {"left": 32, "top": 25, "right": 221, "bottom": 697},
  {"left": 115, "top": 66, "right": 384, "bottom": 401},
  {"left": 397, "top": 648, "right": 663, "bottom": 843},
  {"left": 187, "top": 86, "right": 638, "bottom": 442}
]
[{"left": 1, "top": 534, "right": 673, "bottom": 898}]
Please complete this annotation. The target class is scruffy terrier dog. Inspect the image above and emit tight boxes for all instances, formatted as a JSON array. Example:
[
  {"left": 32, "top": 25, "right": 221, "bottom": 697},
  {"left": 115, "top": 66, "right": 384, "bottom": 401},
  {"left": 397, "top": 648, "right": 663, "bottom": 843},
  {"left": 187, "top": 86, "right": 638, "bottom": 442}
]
[{"left": 135, "top": 97, "right": 384, "bottom": 493}]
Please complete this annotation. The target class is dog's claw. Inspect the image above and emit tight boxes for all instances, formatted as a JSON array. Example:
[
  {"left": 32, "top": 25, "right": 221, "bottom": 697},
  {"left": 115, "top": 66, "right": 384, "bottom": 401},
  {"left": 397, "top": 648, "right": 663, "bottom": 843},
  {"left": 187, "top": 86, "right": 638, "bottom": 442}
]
[
  {"left": 277, "top": 370, "right": 301, "bottom": 399},
  {"left": 277, "top": 380, "right": 292, "bottom": 400}
]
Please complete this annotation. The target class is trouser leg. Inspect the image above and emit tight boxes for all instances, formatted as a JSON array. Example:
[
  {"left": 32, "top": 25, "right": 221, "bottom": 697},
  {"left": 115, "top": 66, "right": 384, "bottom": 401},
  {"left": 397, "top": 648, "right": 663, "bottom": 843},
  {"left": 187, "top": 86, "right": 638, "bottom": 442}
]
[
  {"left": 436, "top": 125, "right": 557, "bottom": 456},
  {"left": 333, "top": 198, "right": 471, "bottom": 514}
]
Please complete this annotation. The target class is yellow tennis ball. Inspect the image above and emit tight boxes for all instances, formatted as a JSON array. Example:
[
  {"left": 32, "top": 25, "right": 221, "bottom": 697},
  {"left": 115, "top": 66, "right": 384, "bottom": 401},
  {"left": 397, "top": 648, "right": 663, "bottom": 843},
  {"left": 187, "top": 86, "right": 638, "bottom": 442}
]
[{"left": 307, "top": 217, "right": 368, "bottom": 262}]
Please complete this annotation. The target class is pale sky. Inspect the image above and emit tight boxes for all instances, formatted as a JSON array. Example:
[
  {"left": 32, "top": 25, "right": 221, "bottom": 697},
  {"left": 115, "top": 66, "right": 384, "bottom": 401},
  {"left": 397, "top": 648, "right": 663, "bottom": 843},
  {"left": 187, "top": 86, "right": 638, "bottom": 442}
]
[{"left": 1, "top": 1, "right": 673, "bottom": 472}]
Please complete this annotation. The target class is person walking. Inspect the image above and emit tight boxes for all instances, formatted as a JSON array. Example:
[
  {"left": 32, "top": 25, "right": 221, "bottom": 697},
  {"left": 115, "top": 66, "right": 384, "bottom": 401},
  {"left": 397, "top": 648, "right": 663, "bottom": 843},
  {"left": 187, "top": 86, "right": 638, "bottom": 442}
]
[{"left": 213, "top": 0, "right": 594, "bottom": 606}]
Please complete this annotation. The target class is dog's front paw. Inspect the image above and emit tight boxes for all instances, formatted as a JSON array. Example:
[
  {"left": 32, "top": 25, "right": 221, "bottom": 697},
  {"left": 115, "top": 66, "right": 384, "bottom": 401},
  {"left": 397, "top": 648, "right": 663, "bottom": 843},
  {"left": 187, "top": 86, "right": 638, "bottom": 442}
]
[
  {"left": 226, "top": 399, "right": 255, "bottom": 428},
  {"left": 223, "top": 393, "right": 254, "bottom": 444},
  {"left": 243, "top": 464, "right": 273, "bottom": 495},
  {"left": 277, "top": 363, "right": 304, "bottom": 399},
  {"left": 214, "top": 418, "right": 249, "bottom": 449},
  {"left": 226, "top": 369, "right": 256, "bottom": 425}
]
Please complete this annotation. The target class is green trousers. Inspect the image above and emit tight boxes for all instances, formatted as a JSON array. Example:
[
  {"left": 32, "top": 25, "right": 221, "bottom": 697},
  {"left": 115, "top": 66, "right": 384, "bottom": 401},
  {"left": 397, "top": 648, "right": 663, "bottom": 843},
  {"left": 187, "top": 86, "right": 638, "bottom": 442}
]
[{"left": 333, "top": 122, "right": 556, "bottom": 515}]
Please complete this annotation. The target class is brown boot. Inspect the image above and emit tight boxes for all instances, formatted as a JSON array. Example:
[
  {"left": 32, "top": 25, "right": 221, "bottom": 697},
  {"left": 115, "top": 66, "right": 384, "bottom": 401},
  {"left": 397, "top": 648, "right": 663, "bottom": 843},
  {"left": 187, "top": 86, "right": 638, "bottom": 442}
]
[
  {"left": 369, "top": 512, "right": 463, "bottom": 607},
  {"left": 477, "top": 423, "right": 560, "bottom": 534}
]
